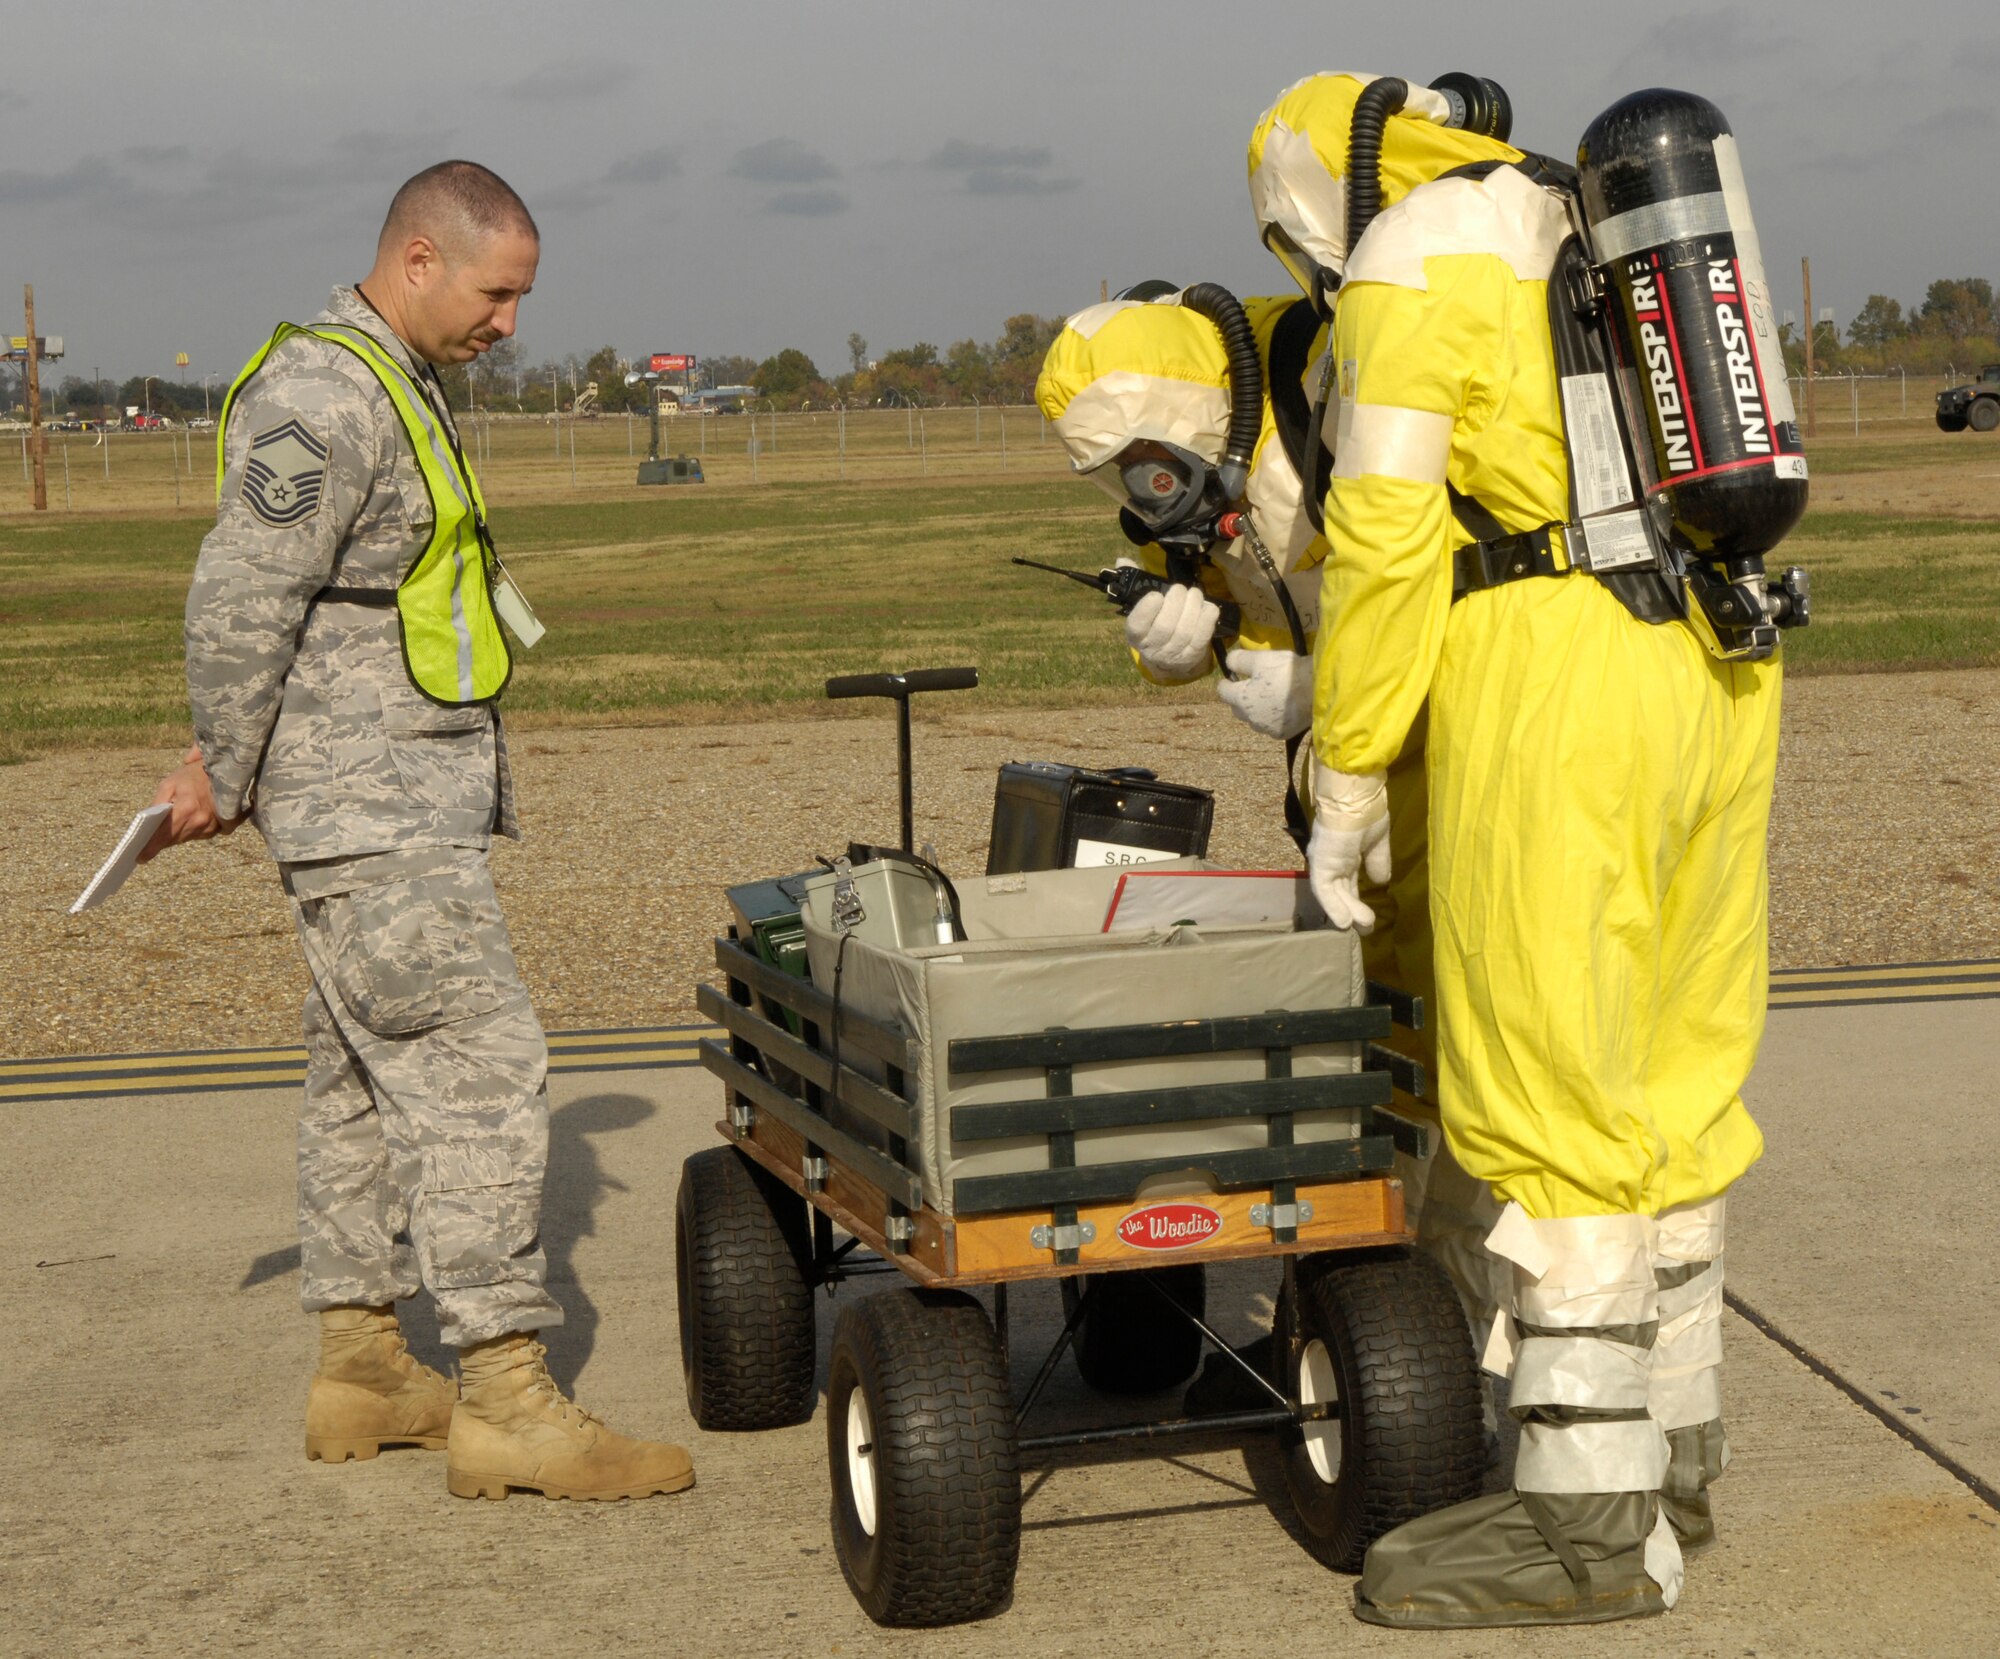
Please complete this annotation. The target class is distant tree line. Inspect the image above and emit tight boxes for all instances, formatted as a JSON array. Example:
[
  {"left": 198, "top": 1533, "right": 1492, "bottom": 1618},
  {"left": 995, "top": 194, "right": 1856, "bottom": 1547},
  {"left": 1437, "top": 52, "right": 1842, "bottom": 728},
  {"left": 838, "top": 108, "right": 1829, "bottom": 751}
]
[
  {"left": 1784, "top": 278, "right": 1999, "bottom": 376},
  {"left": 0, "top": 311, "right": 1063, "bottom": 422}
]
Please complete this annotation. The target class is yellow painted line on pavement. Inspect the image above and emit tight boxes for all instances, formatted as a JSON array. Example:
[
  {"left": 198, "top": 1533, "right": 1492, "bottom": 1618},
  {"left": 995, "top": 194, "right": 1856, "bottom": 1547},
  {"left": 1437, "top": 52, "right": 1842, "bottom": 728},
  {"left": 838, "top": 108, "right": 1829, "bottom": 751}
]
[
  {"left": 1770, "top": 959, "right": 2000, "bottom": 1009},
  {"left": 7, "top": 957, "right": 1998, "bottom": 1102},
  {"left": 1772, "top": 960, "right": 2000, "bottom": 987},
  {"left": 0, "top": 1025, "right": 720, "bottom": 1103}
]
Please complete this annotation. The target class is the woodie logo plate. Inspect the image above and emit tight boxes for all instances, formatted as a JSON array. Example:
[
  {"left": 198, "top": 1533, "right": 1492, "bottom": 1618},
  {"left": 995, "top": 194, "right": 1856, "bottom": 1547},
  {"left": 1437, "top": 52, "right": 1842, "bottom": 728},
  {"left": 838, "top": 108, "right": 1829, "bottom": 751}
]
[{"left": 1116, "top": 1202, "right": 1225, "bottom": 1251}]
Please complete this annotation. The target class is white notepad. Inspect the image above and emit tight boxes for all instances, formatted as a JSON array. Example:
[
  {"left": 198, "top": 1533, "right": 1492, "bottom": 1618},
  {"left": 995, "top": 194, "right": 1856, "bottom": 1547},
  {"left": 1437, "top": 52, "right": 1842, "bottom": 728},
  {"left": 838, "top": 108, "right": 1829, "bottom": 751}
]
[{"left": 69, "top": 805, "right": 171, "bottom": 915}]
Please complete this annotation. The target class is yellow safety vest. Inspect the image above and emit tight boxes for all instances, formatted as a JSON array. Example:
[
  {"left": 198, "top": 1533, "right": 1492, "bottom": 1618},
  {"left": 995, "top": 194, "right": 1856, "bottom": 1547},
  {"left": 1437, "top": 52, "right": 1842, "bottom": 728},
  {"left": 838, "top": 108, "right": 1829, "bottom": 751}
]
[{"left": 218, "top": 322, "right": 511, "bottom": 706}]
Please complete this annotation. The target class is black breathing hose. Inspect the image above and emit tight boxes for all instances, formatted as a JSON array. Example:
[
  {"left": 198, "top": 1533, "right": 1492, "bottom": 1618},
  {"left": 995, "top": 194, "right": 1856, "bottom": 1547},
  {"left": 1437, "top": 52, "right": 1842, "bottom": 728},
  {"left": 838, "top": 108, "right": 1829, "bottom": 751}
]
[
  {"left": 1344, "top": 77, "right": 1410, "bottom": 260},
  {"left": 1177, "top": 282, "right": 1263, "bottom": 504}
]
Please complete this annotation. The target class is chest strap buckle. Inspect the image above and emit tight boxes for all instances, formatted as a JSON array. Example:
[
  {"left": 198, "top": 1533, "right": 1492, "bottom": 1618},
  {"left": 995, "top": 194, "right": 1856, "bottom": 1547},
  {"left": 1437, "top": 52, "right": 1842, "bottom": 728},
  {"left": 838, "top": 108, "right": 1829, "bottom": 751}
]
[{"left": 1451, "top": 524, "right": 1570, "bottom": 600}]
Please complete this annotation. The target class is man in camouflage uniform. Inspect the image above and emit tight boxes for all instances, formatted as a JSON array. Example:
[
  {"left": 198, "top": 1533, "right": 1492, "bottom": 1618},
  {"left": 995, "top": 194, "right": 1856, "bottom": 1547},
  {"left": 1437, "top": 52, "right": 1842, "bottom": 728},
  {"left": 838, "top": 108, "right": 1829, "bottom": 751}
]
[{"left": 145, "top": 160, "right": 693, "bottom": 1503}]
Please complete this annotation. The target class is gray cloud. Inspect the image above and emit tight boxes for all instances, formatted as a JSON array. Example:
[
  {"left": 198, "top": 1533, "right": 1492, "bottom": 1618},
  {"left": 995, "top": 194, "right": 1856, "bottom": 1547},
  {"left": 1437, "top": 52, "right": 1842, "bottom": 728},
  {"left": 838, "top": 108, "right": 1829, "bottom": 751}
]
[
  {"left": 1610, "top": 10, "right": 1789, "bottom": 76},
  {"left": 1802, "top": 103, "right": 1997, "bottom": 174},
  {"left": 506, "top": 59, "right": 636, "bottom": 100},
  {"left": 966, "top": 168, "right": 1077, "bottom": 197},
  {"left": 924, "top": 139, "right": 1052, "bottom": 172},
  {"left": 604, "top": 145, "right": 682, "bottom": 186},
  {"left": 0, "top": 90, "right": 26, "bottom": 115},
  {"left": 0, "top": 131, "right": 459, "bottom": 237},
  {"left": 766, "top": 188, "right": 849, "bottom": 216},
  {"left": 534, "top": 182, "right": 609, "bottom": 217},
  {"left": 923, "top": 138, "right": 1072, "bottom": 196},
  {"left": 0, "top": 156, "right": 131, "bottom": 209},
  {"left": 730, "top": 137, "right": 839, "bottom": 184}
]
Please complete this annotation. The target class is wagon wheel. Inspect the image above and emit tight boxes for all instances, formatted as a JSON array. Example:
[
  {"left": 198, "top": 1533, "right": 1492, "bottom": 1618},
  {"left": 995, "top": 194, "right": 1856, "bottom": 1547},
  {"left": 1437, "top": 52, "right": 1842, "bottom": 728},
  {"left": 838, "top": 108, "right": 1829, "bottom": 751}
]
[
  {"left": 676, "top": 1145, "right": 816, "bottom": 1431},
  {"left": 1073, "top": 1264, "right": 1208, "bottom": 1395},
  {"left": 827, "top": 1289, "right": 1020, "bottom": 1627},
  {"left": 1278, "top": 1248, "right": 1485, "bottom": 1572}
]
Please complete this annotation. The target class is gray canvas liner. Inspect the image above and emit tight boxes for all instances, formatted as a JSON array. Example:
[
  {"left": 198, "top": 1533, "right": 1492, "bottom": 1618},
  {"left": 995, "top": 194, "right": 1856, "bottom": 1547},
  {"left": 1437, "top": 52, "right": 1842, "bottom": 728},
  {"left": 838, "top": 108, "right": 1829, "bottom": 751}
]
[{"left": 802, "top": 862, "right": 1368, "bottom": 1217}]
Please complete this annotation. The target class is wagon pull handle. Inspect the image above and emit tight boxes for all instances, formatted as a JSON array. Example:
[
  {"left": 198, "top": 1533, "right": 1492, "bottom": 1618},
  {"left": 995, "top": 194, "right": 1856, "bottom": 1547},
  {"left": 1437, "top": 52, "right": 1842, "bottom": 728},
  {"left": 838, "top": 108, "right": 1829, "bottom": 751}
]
[{"left": 823, "top": 666, "right": 981, "bottom": 851}]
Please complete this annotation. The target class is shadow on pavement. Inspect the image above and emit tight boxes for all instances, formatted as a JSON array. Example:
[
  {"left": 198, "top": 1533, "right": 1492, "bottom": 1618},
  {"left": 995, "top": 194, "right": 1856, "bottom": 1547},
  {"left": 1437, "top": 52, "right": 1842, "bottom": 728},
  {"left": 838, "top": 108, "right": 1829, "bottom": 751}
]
[
  {"left": 240, "top": 1242, "right": 301, "bottom": 1290},
  {"left": 538, "top": 1090, "right": 655, "bottom": 1390},
  {"left": 230, "top": 1090, "right": 657, "bottom": 1388}
]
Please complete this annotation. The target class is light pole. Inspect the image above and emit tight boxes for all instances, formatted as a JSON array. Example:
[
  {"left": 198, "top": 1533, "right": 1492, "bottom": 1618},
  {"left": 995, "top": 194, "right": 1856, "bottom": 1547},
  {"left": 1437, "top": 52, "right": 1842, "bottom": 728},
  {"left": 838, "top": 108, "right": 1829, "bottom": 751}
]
[
  {"left": 143, "top": 376, "right": 157, "bottom": 418},
  {"left": 968, "top": 391, "right": 981, "bottom": 447},
  {"left": 203, "top": 374, "right": 215, "bottom": 421}
]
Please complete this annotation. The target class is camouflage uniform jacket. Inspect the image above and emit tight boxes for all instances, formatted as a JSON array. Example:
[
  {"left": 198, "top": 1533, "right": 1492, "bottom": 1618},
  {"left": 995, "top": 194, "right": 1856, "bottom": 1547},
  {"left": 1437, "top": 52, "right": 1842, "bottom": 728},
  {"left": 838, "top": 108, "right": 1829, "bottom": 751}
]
[{"left": 186, "top": 285, "right": 519, "bottom": 863}]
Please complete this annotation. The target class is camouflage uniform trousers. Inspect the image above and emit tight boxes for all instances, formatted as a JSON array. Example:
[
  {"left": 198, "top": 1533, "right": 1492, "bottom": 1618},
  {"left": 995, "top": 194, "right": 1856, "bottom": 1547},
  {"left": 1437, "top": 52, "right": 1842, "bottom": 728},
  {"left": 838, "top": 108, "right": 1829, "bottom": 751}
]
[{"left": 284, "top": 846, "right": 563, "bottom": 1349}]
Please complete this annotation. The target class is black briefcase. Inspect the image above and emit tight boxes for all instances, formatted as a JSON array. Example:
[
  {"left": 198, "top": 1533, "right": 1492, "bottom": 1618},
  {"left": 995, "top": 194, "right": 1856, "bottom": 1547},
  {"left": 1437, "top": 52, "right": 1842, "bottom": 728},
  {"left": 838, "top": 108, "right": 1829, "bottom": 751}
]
[{"left": 986, "top": 761, "right": 1215, "bottom": 875}]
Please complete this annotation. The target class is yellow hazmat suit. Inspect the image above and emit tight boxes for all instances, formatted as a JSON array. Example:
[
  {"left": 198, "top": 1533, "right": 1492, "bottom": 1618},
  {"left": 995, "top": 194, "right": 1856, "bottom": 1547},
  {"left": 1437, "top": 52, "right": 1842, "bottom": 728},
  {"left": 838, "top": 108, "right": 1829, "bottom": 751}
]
[
  {"left": 1302, "top": 125, "right": 1779, "bottom": 1223},
  {"left": 1036, "top": 293, "right": 1324, "bottom": 657},
  {"left": 1249, "top": 71, "right": 1786, "bottom": 1627},
  {"left": 1035, "top": 291, "right": 1438, "bottom": 1051},
  {"left": 1037, "top": 286, "right": 1488, "bottom": 1362}
]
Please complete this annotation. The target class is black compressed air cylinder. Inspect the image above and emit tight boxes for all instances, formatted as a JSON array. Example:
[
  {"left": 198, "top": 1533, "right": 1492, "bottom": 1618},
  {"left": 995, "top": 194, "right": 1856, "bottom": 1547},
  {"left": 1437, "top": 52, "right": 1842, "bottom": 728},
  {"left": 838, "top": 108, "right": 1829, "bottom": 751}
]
[{"left": 1578, "top": 88, "right": 1808, "bottom": 557}]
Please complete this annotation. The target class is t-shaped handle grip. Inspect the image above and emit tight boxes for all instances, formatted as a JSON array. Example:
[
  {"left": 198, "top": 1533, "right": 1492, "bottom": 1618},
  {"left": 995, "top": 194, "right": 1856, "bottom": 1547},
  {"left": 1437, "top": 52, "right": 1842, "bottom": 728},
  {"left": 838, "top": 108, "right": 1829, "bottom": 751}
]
[{"left": 822, "top": 666, "right": 980, "bottom": 851}]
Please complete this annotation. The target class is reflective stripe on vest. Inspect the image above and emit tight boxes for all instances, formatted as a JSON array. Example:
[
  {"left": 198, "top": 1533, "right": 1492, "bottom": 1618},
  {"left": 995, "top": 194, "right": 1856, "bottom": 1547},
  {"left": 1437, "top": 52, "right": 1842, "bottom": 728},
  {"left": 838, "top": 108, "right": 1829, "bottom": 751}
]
[{"left": 217, "top": 322, "right": 511, "bottom": 706}]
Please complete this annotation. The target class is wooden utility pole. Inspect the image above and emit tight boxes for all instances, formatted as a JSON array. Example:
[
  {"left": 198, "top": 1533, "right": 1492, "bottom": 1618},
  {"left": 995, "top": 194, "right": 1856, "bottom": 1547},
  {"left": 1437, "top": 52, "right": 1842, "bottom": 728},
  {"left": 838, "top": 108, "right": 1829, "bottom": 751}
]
[
  {"left": 23, "top": 284, "right": 47, "bottom": 511},
  {"left": 1800, "top": 257, "right": 1818, "bottom": 440}
]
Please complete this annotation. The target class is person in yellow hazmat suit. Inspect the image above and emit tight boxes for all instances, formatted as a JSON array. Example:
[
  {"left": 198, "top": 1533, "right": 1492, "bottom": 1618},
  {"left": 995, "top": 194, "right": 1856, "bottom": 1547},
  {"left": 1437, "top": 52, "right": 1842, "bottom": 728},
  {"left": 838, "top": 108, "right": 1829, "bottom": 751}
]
[
  {"left": 1249, "top": 72, "right": 1780, "bottom": 1626},
  {"left": 1034, "top": 285, "right": 1504, "bottom": 1353}
]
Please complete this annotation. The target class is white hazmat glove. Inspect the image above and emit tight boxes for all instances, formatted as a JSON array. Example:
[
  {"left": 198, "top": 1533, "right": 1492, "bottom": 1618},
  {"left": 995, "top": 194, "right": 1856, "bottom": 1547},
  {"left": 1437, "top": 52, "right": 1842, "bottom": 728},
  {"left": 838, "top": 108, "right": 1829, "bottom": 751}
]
[
  {"left": 1216, "top": 648, "right": 1314, "bottom": 739},
  {"left": 1123, "top": 580, "right": 1222, "bottom": 682},
  {"left": 1307, "top": 761, "right": 1391, "bottom": 932}
]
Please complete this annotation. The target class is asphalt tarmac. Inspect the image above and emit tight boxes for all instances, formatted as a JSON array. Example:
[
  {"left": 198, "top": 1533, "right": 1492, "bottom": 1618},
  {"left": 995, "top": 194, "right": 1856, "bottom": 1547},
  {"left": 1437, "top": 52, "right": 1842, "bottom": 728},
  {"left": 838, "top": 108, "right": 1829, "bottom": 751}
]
[{"left": 5, "top": 992, "right": 1998, "bottom": 1657}]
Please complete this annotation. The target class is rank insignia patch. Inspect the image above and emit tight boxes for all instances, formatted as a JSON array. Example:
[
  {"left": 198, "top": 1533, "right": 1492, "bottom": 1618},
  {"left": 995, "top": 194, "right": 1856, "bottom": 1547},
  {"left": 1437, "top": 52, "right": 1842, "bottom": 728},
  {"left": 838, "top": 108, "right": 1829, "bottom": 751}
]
[{"left": 242, "top": 419, "right": 331, "bottom": 527}]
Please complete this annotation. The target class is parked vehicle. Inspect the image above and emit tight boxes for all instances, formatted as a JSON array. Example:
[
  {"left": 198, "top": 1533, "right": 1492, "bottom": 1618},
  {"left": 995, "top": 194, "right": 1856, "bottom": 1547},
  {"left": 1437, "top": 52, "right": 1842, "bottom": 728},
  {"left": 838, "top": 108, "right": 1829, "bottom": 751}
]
[{"left": 1936, "top": 365, "right": 2000, "bottom": 432}]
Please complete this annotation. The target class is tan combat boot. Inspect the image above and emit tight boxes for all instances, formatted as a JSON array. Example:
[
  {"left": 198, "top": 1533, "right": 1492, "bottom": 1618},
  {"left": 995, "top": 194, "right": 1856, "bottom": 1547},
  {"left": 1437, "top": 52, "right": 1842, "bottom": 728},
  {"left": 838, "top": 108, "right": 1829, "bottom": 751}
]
[
  {"left": 304, "top": 1305, "right": 456, "bottom": 1462},
  {"left": 447, "top": 1333, "right": 695, "bottom": 1501}
]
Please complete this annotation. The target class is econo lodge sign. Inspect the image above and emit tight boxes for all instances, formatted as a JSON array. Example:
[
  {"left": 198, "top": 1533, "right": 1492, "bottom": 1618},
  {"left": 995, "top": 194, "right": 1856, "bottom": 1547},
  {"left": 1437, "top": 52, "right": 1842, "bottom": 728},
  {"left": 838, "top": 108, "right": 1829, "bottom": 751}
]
[{"left": 1116, "top": 1202, "right": 1224, "bottom": 1251}]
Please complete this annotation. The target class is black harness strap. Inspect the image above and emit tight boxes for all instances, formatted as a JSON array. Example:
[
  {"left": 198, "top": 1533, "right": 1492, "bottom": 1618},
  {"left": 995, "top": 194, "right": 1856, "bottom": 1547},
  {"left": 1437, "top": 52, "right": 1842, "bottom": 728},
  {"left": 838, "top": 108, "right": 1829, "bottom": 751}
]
[
  {"left": 1265, "top": 298, "right": 1323, "bottom": 493},
  {"left": 314, "top": 586, "right": 397, "bottom": 605},
  {"left": 1451, "top": 525, "right": 1565, "bottom": 598}
]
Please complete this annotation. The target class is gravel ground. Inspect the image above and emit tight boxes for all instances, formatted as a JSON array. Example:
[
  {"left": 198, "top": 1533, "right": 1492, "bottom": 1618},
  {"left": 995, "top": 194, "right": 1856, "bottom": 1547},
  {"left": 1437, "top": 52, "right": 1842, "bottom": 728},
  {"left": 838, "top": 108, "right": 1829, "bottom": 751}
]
[{"left": 4, "top": 670, "right": 1997, "bottom": 1060}]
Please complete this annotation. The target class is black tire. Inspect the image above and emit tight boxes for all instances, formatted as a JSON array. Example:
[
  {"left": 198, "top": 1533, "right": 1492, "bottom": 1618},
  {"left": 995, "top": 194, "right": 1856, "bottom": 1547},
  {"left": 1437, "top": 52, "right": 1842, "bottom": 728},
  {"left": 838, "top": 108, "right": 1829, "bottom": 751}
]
[
  {"left": 1937, "top": 410, "right": 1969, "bottom": 433},
  {"left": 1969, "top": 398, "right": 2000, "bottom": 433},
  {"left": 1278, "top": 1249, "right": 1485, "bottom": 1573},
  {"left": 676, "top": 1145, "right": 816, "bottom": 1431},
  {"left": 827, "top": 1289, "right": 1020, "bottom": 1627},
  {"left": 1073, "top": 1265, "right": 1208, "bottom": 1395}
]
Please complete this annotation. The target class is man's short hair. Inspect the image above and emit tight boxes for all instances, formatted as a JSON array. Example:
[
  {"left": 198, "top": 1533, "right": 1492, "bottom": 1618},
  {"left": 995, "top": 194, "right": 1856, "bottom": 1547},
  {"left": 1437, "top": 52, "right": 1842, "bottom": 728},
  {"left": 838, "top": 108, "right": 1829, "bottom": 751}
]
[{"left": 379, "top": 160, "right": 539, "bottom": 259}]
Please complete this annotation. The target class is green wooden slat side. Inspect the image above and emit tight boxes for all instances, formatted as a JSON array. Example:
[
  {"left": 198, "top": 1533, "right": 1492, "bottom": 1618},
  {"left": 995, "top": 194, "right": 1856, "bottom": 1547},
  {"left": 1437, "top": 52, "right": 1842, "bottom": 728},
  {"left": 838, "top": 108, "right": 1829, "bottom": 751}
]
[
  {"left": 1364, "top": 1043, "right": 1427, "bottom": 1100},
  {"left": 949, "top": 1135, "right": 1395, "bottom": 1216},
  {"left": 694, "top": 981, "right": 918, "bottom": 1142},
  {"left": 1366, "top": 1105, "right": 1433, "bottom": 1160},
  {"left": 947, "top": 1006, "right": 1392, "bottom": 1077},
  {"left": 951, "top": 1071, "right": 1390, "bottom": 1142},
  {"left": 711, "top": 936, "right": 915, "bottom": 1071},
  {"left": 697, "top": 1039, "right": 924, "bottom": 1210},
  {"left": 1366, "top": 978, "right": 1424, "bottom": 1032}
]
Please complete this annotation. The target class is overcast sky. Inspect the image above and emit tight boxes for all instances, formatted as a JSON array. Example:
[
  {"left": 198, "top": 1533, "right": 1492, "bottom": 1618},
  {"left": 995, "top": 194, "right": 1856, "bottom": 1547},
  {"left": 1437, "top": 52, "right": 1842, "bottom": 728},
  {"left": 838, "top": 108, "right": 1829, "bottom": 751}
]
[{"left": 5, "top": 2, "right": 1995, "bottom": 388}]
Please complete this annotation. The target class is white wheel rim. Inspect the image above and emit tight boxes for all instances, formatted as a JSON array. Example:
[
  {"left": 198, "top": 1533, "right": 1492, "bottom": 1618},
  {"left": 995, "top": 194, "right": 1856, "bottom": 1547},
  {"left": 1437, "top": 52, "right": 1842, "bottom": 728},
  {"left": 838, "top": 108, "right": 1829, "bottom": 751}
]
[
  {"left": 845, "top": 1388, "right": 878, "bottom": 1535},
  {"left": 1298, "top": 1337, "right": 1343, "bottom": 1484}
]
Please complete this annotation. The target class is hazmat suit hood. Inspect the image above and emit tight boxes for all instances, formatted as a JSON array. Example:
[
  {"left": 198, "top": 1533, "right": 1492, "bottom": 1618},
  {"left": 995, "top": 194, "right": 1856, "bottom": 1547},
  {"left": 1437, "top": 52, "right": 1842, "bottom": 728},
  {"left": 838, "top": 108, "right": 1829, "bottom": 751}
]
[
  {"left": 1248, "top": 72, "right": 1527, "bottom": 306},
  {"left": 1036, "top": 291, "right": 1328, "bottom": 576}
]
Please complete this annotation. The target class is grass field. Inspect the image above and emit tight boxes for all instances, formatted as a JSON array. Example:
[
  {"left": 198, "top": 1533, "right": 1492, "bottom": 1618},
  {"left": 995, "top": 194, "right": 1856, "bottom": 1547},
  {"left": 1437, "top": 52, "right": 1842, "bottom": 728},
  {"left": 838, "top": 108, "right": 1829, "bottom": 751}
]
[{"left": 1, "top": 406, "right": 1995, "bottom": 763}]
